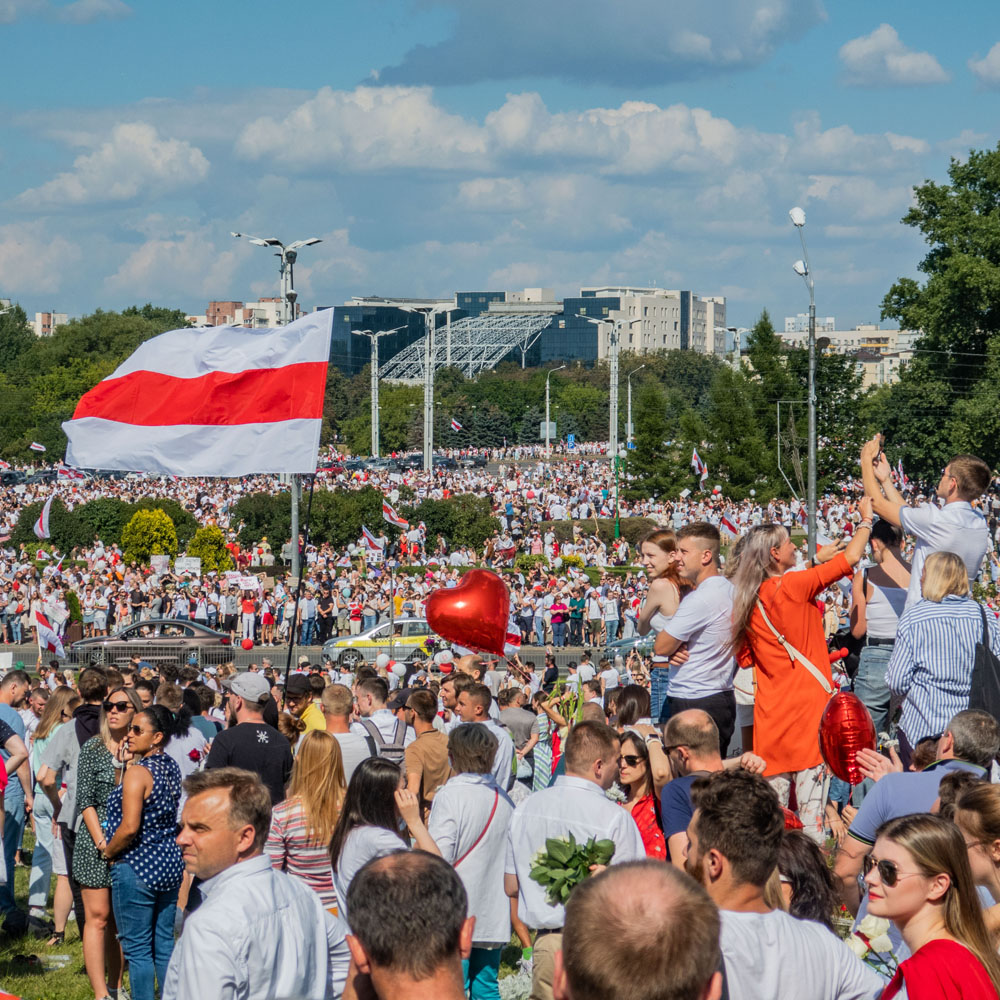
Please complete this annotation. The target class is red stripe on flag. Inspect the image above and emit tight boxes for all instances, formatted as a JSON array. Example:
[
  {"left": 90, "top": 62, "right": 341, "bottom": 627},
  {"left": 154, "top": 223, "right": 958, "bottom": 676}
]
[{"left": 71, "top": 363, "right": 328, "bottom": 427}]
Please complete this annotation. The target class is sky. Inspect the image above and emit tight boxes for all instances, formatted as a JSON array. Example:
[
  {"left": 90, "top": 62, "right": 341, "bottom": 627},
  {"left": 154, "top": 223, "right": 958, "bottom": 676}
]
[{"left": 2, "top": 0, "right": 999, "bottom": 331}]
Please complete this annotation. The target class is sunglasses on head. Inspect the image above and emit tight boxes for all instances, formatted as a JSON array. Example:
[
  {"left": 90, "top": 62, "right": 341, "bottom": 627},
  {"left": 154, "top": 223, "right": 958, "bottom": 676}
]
[
  {"left": 617, "top": 754, "right": 642, "bottom": 767},
  {"left": 103, "top": 700, "right": 131, "bottom": 712},
  {"left": 862, "top": 854, "right": 923, "bottom": 888}
]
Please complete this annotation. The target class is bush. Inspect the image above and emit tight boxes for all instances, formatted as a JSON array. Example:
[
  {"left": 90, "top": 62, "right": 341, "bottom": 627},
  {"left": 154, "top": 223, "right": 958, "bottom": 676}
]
[
  {"left": 186, "top": 526, "right": 233, "bottom": 574},
  {"left": 514, "top": 553, "right": 548, "bottom": 573},
  {"left": 135, "top": 498, "right": 198, "bottom": 548},
  {"left": 537, "top": 517, "right": 659, "bottom": 547},
  {"left": 407, "top": 495, "right": 498, "bottom": 550},
  {"left": 64, "top": 589, "right": 83, "bottom": 624},
  {"left": 11, "top": 497, "right": 88, "bottom": 552},
  {"left": 121, "top": 509, "right": 178, "bottom": 565},
  {"left": 74, "top": 498, "right": 134, "bottom": 546}
]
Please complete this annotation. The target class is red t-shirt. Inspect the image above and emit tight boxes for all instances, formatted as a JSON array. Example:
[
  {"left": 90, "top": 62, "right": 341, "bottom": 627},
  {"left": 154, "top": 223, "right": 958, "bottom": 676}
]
[{"left": 882, "top": 939, "right": 999, "bottom": 1000}]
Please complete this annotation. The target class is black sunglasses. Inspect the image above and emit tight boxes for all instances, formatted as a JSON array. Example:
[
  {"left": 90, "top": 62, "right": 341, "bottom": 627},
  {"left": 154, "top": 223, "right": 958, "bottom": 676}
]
[
  {"left": 128, "top": 724, "right": 147, "bottom": 736},
  {"left": 103, "top": 700, "right": 132, "bottom": 712},
  {"left": 617, "top": 754, "right": 642, "bottom": 767},
  {"left": 862, "top": 854, "right": 923, "bottom": 888}
]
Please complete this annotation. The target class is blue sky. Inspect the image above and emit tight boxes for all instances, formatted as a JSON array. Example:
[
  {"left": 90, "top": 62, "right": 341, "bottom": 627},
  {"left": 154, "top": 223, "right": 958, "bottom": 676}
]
[{"left": 2, "top": 0, "right": 999, "bottom": 330}]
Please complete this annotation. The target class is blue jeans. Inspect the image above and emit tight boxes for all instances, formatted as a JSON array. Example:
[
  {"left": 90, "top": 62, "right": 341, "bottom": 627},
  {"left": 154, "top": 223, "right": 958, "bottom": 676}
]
[
  {"left": 650, "top": 667, "right": 671, "bottom": 724},
  {"left": 111, "top": 862, "right": 178, "bottom": 1000},
  {"left": 0, "top": 795, "right": 25, "bottom": 912},
  {"left": 853, "top": 643, "right": 894, "bottom": 737},
  {"left": 533, "top": 616, "right": 545, "bottom": 644},
  {"left": 300, "top": 618, "right": 316, "bottom": 645},
  {"left": 605, "top": 618, "right": 620, "bottom": 641},
  {"left": 362, "top": 614, "right": 377, "bottom": 632},
  {"left": 28, "top": 793, "right": 56, "bottom": 912},
  {"left": 551, "top": 621, "right": 566, "bottom": 646},
  {"left": 10, "top": 619, "right": 21, "bottom": 642},
  {"left": 463, "top": 946, "right": 501, "bottom": 1000}
]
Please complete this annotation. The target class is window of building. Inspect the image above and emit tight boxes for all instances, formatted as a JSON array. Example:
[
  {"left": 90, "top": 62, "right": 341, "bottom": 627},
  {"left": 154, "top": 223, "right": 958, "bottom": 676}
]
[{"left": 602, "top": 307, "right": 609, "bottom": 315}]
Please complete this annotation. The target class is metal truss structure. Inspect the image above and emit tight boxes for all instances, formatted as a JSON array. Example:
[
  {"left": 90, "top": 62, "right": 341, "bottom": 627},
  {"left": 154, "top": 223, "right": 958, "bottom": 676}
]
[{"left": 379, "top": 312, "right": 557, "bottom": 380}]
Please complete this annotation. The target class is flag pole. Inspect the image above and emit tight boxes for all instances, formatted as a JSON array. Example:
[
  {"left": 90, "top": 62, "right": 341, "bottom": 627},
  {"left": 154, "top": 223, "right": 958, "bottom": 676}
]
[{"left": 282, "top": 473, "right": 316, "bottom": 692}]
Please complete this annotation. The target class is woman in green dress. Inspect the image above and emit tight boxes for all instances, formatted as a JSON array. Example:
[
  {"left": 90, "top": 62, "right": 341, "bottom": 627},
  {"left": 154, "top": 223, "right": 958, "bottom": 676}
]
[{"left": 75, "top": 685, "right": 142, "bottom": 1000}]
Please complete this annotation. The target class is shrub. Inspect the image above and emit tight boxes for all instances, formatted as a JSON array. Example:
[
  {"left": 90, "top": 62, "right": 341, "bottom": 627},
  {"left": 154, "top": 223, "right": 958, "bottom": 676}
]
[
  {"left": 514, "top": 553, "right": 548, "bottom": 573},
  {"left": 186, "top": 526, "right": 233, "bottom": 574},
  {"left": 121, "top": 509, "right": 178, "bottom": 565}
]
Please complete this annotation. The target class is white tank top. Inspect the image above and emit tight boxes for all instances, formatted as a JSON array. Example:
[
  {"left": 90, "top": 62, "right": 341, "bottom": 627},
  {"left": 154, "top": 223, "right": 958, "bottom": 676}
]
[
  {"left": 649, "top": 610, "right": 673, "bottom": 662},
  {"left": 865, "top": 574, "right": 907, "bottom": 640}
]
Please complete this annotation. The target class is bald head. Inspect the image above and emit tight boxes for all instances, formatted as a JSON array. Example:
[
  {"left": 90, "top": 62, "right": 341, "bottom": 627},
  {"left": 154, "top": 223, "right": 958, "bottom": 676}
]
[
  {"left": 664, "top": 710, "right": 721, "bottom": 761},
  {"left": 556, "top": 862, "right": 722, "bottom": 1000}
]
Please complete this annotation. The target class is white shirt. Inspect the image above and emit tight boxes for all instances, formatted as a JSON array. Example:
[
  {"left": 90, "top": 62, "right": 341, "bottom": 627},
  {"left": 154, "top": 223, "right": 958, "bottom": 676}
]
[
  {"left": 505, "top": 775, "right": 646, "bottom": 929},
  {"left": 899, "top": 500, "right": 989, "bottom": 609},
  {"left": 662, "top": 575, "right": 736, "bottom": 698},
  {"left": 719, "top": 909, "right": 881, "bottom": 1000},
  {"left": 350, "top": 707, "right": 416, "bottom": 747},
  {"left": 599, "top": 667, "right": 619, "bottom": 691},
  {"left": 332, "top": 730, "right": 372, "bottom": 782},
  {"left": 333, "top": 825, "right": 407, "bottom": 918},
  {"left": 428, "top": 772, "right": 515, "bottom": 943},
  {"left": 163, "top": 854, "right": 349, "bottom": 1000}
]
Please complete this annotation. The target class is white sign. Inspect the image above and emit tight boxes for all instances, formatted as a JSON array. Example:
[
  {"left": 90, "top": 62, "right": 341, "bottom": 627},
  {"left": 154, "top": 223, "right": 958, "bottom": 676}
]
[
  {"left": 679, "top": 488, "right": 692, "bottom": 498},
  {"left": 150, "top": 554, "right": 170, "bottom": 575},
  {"left": 539, "top": 421, "right": 557, "bottom": 439},
  {"left": 223, "top": 571, "right": 242, "bottom": 584},
  {"left": 175, "top": 556, "right": 201, "bottom": 576},
  {"left": 239, "top": 575, "right": 260, "bottom": 591}
]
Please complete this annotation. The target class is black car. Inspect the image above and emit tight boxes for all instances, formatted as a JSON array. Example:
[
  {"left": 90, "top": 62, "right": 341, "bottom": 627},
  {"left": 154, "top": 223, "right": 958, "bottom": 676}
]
[
  {"left": 26, "top": 470, "right": 57, "bottom": 484},
  {"left": 432, "top": 455, "right": 457, "bottom": 470},
  {"left": 457, "top": 454, "right": 488, "bottom": 468},
  {"left": 397, "top": 454, "right": 424, "bottom": 470},
  {"left": 342, "top": 458, "right": 364, "bottom": 472},
  {"left": 0, "top": 470, "right": 25, "bottom": 486}
]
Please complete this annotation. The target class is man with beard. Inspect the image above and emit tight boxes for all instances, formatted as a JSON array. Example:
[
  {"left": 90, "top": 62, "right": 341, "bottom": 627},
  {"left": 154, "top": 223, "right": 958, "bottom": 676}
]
[
  {"left": 204, "top": 673, "right": 292, "bottom": 805},
  {"left": 683, "top": 770, "right": 880, "bottom": 1000}
]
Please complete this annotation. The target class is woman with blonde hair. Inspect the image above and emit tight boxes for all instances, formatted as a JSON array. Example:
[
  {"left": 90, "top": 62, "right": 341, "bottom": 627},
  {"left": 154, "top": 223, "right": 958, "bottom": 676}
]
[
  {"left": 953, "top": 782, "right": 1000, "bottom": 944},
  {"left": 864, "top": 813, "right": 1000, "bottom": 999},
  {"left": 265, "top": 730, "right": 347, "bottom": 912},
  {"left": 888, "top": 550, "right": 1000, "bottom": 767}
]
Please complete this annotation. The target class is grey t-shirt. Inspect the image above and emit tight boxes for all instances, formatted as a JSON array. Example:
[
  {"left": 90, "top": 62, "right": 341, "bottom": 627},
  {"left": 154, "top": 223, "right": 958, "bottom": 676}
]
[
  {"left": 40, "top": 722, "right": 84, "bottom": 831},
  {"left": 499, "top": 707, "right": 536, "bottom": 750}
]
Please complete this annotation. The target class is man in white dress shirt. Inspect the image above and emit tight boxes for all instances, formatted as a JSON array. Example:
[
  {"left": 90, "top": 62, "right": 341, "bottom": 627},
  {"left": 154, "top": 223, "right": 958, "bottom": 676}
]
[
  {"left": 163, "top": 768, "right": 349, "bottom": 1000},
  {"left": 505, "top": 721, "right": 646, "bottom": 1000}
]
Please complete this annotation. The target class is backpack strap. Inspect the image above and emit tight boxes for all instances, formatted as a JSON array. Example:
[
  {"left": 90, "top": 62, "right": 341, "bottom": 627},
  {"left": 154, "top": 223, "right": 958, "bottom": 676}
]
[
  {"left": 979, "top": 604, "right": 991, "bottom": 650},
  {"left": 359, "top": 718, "right": 386, "bottom": 753},
  {"left": 755, "top": 598, "right": 833, "bottom": 696}
]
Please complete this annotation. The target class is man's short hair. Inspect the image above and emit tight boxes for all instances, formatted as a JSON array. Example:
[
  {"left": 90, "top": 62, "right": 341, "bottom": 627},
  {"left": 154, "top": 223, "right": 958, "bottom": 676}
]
[
  {"left": 194, "top": 683, "right": 217, "bottom": 714},
  {"left": 134, "top": 677, "right": 157, "bottom": 699},
  {"left": 357, "top": 676, "right": 388, "bottom": 706},
  {"left": 563, "top": 721, "right": 618, "bottom": 776},
  {"left": 448, "top": 723, "right": 497, "bottom": 774},
  {"left": 182, "top": 767, "right": 272, "bottom": 852},
  {"left": 466, "top": 683, "right": 492, "bottom": 714},
  {"left": 180, "top": 666, "right": 200, "bottom": 685},
  {"left": 406, "top": 688, "right": 437, "bottom": 724},
  {"left": 664, "top": 710, "right": 721, "bottom": 758},
  {"left": 562, "top": 861, "right": 720, "bottom": 1000},
  {"left": 690, "top": 770, "right": 784, "bottom": 888},
  {"left": 677, "top": 522, "right": 721, "bottom": 562},
  {"left": 322, "top": 683, "right": 353, "bottom": 717},
  {"left": 948, "top": 709, "right": 1000, "bottom": 769},
  {"left": 158, "top": 663, "right": 180, "bottom": 684},
  {"left": 949, "top": 454, "right": 991, "bottom": 501},
  {"left": 78, "top": 667, "right": 109, "bottom": 702},
  {"left": 347, "top": 852, "right": 467, "bottom": 980},
  {"left": 583, "top": 679, "right": 602, "bottom": 697},
  {"left": 1, "top": 670, "right": 30, "bottom": 690},
  {"left": 308, "top": 674, "right": 326, "bottom": 697}
]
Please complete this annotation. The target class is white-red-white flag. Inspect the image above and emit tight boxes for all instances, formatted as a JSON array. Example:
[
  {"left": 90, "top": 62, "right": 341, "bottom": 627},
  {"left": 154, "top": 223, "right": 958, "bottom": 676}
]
[
  {"left": 34, "top": 495, "right": 53, "bottom": 540},
  {"left": 450, "top": 418, "right": 462, "bottom": 431},
  {"left": 691, "top": 448, "right": 708, "bottom": 484},
  {"left": 720, "top": 515, "right": 739, "bottom": 540},
  {"left": 62, "top": 311, "right": 333, "bottom": 476},
  {"left": 35, "top": 610, "right": 65, "bottom": 658},
  {"left": 0, "top": 460, "right": 10, "bottom": 470},
  {"left": 382, "top": 499, "right": 408, "bottom": 529},
  {"left": 29, "top": 442, "right": 46, "bottom": 452},
  {"left": 57, "top": 464, "right": 85, "bottom": 480}
]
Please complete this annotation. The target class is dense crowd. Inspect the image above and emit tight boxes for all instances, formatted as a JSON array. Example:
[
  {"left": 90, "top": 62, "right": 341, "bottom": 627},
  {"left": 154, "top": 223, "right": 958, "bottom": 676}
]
[{"left": 1, "top": 436, "right": 1000, "bottom": 999}]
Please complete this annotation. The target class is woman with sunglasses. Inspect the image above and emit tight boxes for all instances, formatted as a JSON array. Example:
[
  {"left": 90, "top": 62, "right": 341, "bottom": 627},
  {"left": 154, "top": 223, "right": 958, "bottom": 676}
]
[
  {"left": 102, "top": 704, "right": 183, "bottom": 1000},
  {"left": 75, "top": 685, "right": 142, "bottom": 1000},
  {"left": 864, "top": 813, "right": 1000, "bottom": 999},
  {"left": 616, "top": 732, "right": 665, "bottom": 859}
]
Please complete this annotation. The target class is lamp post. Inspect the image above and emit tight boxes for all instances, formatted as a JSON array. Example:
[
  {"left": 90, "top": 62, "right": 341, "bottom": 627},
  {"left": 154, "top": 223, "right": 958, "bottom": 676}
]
[
  {"left": 586, "top": 315, "right": 642, "bottom": 462},
  {"left": 402, "top": 304, "right": 454, "bottom": 474},
  {"left": 353, "top": 326, "right": 405, "bottom": 458},
  {"left": 789, "top": 206, "right": 817, "bottom": 561},
  {"left": 545, "top": 365, "right": 565, "bottom": 459},
  {"left": 613, "top": 446, "right": 626, "bottom": 539},
  {"left": 626, "top": 364, "right": 645, "bottom": 446},
  {"left": 232, "top": 231, "right": 322, "bottom": 583}
]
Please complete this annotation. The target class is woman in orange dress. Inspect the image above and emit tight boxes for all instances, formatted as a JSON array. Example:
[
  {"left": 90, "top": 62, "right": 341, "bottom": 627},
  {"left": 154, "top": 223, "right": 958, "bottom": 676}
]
[{"left": 729, "top": 497, "right": 872, "bottom": 841}]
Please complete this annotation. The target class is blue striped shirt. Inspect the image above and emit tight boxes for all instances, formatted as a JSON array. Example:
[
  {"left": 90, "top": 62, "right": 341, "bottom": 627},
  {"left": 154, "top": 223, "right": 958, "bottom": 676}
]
[{"left": 887, "top": 596, "right": 1000, "bottom": 742}]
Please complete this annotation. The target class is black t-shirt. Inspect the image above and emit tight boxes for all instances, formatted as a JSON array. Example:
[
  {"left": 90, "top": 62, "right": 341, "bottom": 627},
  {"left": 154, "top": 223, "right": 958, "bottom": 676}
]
[
  {"left": 130, "top": 588, "right": 144, "bottom": 608},
  {"left": 204, "top": 722, "right": 292, "bottom": 804}
]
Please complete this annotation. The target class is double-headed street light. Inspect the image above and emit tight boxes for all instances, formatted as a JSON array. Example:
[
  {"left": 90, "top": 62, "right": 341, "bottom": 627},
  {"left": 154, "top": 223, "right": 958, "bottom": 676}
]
[
  {"left": 401, "top": 304, "right": 455, "bottom": 474},
  {"left": 626, "top": 364, "right": 645, "bottom": 446},
  {"left": 789, "top": 206, "right": 817, "bottom": 561},
  {"left": 585, "top": 315, "right": 642, "bottom": 460},
  {"left": 354, "top": 326, "right": 405, "bottom": 458},
  {"left": 545, "top": 365, "right": 566, "bottom": 459}
]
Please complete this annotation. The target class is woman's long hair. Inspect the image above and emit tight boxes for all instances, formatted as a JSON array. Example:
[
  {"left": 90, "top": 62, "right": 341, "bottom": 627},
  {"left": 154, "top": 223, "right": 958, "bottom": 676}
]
[
  {"left": 618, "top": 731, "right": 654, "bottom": 799},
  {"left": 730, "top": 524, "right": 787, "bottom": 652},
  {"left": 328, "top": 756, "right": 404, "bottom": 872},
  {"left": 99, "top": 686, "right": 143, "bottom": 745},
  {"left": 288, "top": 731, "right": 347, "bottom": 846},
  {"left": 778, "top": 830, "right": 838, "bottom": 932},
  {"left": 35, "top": 686, "right": 81, "bottom": 743},
  {"left": 877, "top": 813, "right": 1000, "bottom": 992},
  {"left": 616, "top": 685, "right": 651, "bottom": 728},
  {"left": 639, "top": 529, "right": 688, "bottom": 594}
]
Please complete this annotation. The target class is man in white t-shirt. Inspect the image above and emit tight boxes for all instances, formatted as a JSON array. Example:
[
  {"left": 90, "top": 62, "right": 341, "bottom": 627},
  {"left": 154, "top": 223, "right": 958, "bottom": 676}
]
[
  {"left": 654, "top": 522, "right": 737, "bottom": 753},
  {"left": 685, "top": 770, "right": 881, "bottom": 1000},
  {"left": 861, "top": 437, "right": 991, "bottom": 609}
]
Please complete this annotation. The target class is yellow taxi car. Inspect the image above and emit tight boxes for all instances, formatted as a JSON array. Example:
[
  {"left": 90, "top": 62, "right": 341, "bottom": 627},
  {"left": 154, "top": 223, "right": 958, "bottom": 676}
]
[{"left": 321, "top": 617, "right": 437, "bottom": 669}]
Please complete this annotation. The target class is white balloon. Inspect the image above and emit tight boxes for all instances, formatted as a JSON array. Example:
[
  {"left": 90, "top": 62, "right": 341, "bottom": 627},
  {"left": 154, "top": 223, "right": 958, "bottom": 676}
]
[
  {"left": 375, "top": 653, "right": 390, "bottom": 669},
  {"left": 391, "top": 662, "right": 407, "bottom": 677}
]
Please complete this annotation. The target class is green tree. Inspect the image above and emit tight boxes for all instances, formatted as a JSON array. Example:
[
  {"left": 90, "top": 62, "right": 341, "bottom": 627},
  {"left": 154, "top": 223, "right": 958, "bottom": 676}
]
[
  {"left": 229, "top": 492, "right": 291, "bottom": 549},
  {"left": 75, "top": 498, "right": 135, "bottom": 546},
  {"left": 11, "top": 498, "right": 84, "bottom": 552},
  {"left": 121, "top": 509, "right": 178, "bottom": 565},
  {"left": 186, "top": 526, "right": 233, "bottom": 573},
  {"left": 134, "top": 498, "right": 198, "bottom": 548}
]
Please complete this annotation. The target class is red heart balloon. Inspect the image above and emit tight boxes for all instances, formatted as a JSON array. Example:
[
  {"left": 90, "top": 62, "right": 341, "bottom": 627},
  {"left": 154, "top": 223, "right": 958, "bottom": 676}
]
[
  {"left": 425, "top": 569, "right": 510, "bottom": 657},
  {"left": 818, "top": 692, "right": 876, "bottom": 785}
]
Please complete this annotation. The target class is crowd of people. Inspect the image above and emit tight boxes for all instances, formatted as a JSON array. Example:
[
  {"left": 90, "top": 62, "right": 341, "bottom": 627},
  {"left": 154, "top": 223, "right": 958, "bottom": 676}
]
[{"left": 0, "top": 434, "right": 999, "bottom": 999}]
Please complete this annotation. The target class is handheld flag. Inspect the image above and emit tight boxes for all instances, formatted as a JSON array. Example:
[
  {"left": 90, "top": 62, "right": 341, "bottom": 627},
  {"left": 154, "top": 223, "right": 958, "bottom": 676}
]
[
  {"left": 34, "top": 495, "right": 54, "bottom": 540},
  {"left": 29, "top": 442, "right": 46, "bottom": 452},
  {"left": 720, "top": 516, "right": 739, "bottom": 540},
  {"left": 450, "top": 418, "right": 463, "bottom": 431},
  {"left": 34, "top": 610, "right": 65, "bottom": 658},
  {"left": 691, "top": 448, "right": 708, "bottom": 485},
  {"left": 361, "top": 526, "right": 384, "bottom": 550},
  {"left": 62, "top": 311, "right": 333, "bottom": 476},
  {"left": 382, "top": 499, "right": 409, "bottom": 529},
  {"left": 0, "top": 460, "right": 9, "bottom": 470}
]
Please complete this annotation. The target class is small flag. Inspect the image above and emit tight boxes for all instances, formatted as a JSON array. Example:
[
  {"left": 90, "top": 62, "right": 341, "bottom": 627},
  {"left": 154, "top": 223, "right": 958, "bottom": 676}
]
[
  {"left": 34, "top": 610, "right": 65, "bottom": 658},
  {"left": 720, "top": 516, "right": 739, "bottom": 540},
  {"left": 0, "top": 460, "right": 9, "bottom": 470},
  {"left": 503, "top": 624, "right": 522, "bottom": 658},
  {"left": 797, "top": 507, "right": 808, "bottom": 526},
  {"left": 450, "top": 418, "right": 462, "bottom": 431},
  {"left": 361, "top": 525, "right": 384, "bottom": 550},
  {"left": 896, "top": 459, "right": 908, "bottom": 488},
  {"left": 30, "top": 442, "right": 46, "bottom": 452},
  {"left": 382, "top": 498, "right": 408, "bottom": 529},
  {"left": 34, "top": 495, "right": 54, "bottom": 540},
  {"left": 691, "top": 448, "right": 708, "bottom": 485},
  {"left": 57, "top": 464, "right": 85, "bottom": 480}
]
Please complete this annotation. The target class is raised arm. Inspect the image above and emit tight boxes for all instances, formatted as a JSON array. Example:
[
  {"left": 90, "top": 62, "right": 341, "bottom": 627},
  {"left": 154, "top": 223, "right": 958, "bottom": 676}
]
[{"left": 860, "top": 437, "right": 904, "bottom": 526}]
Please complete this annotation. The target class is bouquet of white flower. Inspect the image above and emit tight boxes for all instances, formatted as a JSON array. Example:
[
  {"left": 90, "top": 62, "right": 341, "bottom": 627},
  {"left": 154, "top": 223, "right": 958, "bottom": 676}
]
[{"left": 845, "top": 915, "right": 898, "bottom": 979}]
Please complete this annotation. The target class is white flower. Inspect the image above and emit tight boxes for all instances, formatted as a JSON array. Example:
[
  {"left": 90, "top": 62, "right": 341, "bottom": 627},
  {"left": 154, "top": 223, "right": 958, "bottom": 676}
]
[
  {"left": 605, "top": 784, "right": 626, "bottom": 803},
  {"left": 868, "top": 933, "right": 894, "bottom": 954},
  {"left": 845, "top": 934, "right": 870, "bottom": 959},
  {"left": 857, "top": 914, "right": 890, "bottom": 938}
]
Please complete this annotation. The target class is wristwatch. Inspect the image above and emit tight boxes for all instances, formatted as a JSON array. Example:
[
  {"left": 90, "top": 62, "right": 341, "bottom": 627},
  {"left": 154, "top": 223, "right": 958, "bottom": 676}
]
[{"left": 644, "top": 733, "right": 663, "bottom": 747}]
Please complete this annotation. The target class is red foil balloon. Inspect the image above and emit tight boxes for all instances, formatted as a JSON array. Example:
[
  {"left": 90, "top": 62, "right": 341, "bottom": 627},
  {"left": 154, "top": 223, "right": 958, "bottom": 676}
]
[
  {"left": 425, "top": 569, "right": 510, "bottom": 656},
  {"left": 241, "top": 638, "right": 254, "bottom": 650},
  {"left": 819, "top": 692, "right": 876, "bottom": 785}
]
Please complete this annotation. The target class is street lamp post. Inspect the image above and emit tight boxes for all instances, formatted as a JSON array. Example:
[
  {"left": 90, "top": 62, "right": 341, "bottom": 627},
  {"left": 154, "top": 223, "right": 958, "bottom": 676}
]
[
  {"left": 789, "top": 207, "right": 817, "bottom": 562},
  {"left": 586, "top": 316, "right": 642, "bottom": 463},
  {"left": 545, "top": 365, "right": 566, "bottom": 459},
  {"left": 353, "top": 326, "right": 405, "bottom": 458},
  {"left": 613, "top": 446, "right": 626, "bottom": 539},
  {"left": 232, "top": 231, "right": 322, "bottom": 583},
  {"left": 402, "top": 304, "right": 454, "bottom": 474},
  {"left": 626, "top": 365, "right": 645, "bottom": 446}
]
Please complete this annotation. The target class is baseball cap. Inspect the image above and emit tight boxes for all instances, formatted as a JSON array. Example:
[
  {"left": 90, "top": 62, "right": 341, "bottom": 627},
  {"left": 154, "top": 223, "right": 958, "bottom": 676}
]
[
  {"left": 285, "top": 674, "right": 312, "bottom": 698},
  {"left": 224, "top": 672, "right": 271, "bottom": 703},
  {"left": 387, "top": 687, "right": 413, "bottom": 711}
]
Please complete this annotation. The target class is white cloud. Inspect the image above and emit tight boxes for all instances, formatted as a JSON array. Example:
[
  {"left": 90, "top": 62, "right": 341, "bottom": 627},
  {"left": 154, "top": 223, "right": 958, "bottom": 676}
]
[
  {"left": 14, "top": 122, "right": 209, "bottom": 207},
  {"left": 0, "top": 0, "right": 42, "bottom": 21},
  {"left": 56, "top": 0, "right": 129, "bottom": 22},
  {"left": 0, "top": 222, "right": 82, "bottom": 293},
  {"left": 804, "top": 175, "right": 912, "bottom": 221},
  {"left": 789, "top": 113, "right": 929, "bottom": 172},
  {"left": 968, "top": 42, "right": 1000, "bottom": 87},
  {"left": 840, "top": 24, "right": 949, "bottom": 86}
]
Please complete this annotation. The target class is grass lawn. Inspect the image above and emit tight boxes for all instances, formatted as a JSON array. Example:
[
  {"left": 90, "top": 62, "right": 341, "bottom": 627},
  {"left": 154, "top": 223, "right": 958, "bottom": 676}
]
[{"left": 0, "top": 835, "right": 91, "bottom": 1000}]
